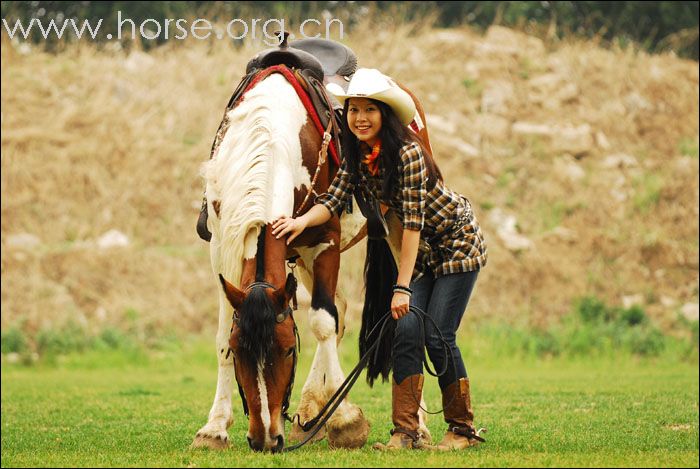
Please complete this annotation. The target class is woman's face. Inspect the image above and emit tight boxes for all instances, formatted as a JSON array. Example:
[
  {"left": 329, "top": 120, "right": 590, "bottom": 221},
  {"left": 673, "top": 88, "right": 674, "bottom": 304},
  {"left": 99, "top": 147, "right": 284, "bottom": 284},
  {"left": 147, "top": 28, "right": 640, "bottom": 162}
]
[{"left": 346, "top": 97, "right": 382, "bottom": 147}]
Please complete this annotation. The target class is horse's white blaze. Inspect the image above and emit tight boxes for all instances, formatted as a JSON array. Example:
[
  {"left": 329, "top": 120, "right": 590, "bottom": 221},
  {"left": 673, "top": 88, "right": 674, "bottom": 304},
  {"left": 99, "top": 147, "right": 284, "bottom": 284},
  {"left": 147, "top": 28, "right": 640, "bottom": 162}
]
[{"left": 256, "top": 363, "right": 273, "bottom": 446}]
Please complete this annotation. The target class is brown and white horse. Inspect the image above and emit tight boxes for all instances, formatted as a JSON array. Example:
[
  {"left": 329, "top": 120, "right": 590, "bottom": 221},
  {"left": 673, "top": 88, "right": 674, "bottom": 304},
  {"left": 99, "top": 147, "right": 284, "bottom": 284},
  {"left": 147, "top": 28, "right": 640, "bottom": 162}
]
[{"left": 191, "top": 72, "right": 371, "bottom": 452}]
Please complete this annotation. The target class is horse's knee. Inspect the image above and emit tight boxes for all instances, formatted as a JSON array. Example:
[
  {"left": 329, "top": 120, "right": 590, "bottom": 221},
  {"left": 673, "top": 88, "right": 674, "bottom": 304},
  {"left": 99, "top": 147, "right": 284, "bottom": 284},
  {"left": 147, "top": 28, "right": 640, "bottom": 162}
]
[{"left": 309, "top": 308, "right": 336, "bottom": 341}]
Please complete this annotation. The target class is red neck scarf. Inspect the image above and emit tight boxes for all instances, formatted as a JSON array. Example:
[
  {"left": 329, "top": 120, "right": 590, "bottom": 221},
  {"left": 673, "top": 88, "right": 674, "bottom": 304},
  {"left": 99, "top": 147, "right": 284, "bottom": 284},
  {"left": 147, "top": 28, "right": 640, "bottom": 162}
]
[{"left": 361, "top": 140, "right": 382, "bottom": 176}]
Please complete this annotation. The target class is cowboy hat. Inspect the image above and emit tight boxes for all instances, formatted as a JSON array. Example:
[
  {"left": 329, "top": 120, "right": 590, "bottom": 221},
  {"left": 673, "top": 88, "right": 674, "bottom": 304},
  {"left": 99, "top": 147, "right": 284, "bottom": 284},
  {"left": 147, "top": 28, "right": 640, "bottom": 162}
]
[{"left": 326, "top": 68, "right": 417, "bottom": 125}]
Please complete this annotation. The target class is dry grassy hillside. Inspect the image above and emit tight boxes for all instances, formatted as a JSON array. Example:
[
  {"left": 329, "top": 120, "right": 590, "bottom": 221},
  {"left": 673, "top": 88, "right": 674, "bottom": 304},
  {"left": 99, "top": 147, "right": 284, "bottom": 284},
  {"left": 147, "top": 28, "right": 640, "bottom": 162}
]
[{"left": 1, "top": 18, "right": 698, "bottom": 345}]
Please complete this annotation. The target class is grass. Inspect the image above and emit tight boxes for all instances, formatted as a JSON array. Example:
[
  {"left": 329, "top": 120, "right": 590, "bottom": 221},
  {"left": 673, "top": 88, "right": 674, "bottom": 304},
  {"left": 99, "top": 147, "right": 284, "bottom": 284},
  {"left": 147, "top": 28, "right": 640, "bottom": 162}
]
[{"left": 1, "top": 331, "right": 698, "bottom": 468}]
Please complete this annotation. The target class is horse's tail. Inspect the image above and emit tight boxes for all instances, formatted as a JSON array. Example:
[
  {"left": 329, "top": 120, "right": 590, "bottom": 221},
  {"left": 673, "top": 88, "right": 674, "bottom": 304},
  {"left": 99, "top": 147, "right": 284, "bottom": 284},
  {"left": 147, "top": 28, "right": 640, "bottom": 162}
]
[{"left": 359, "top": 237, "right": 398, "bottom": 386}]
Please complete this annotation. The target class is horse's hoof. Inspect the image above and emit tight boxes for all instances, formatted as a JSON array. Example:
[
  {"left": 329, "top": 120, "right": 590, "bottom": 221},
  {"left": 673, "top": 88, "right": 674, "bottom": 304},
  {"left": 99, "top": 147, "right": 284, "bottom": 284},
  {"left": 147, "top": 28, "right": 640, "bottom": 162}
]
[
  {"left": 327, "top": 406, "right": 370, "bottom": 449},
  {"left": 289, "top": 421, "right": 326, "bottom": 444},
  {"left": 419, "top": 425, "right": 432, "bottom": 444},
  {"left": 191, "top": 432, "right": 230, "bottom": 450}
]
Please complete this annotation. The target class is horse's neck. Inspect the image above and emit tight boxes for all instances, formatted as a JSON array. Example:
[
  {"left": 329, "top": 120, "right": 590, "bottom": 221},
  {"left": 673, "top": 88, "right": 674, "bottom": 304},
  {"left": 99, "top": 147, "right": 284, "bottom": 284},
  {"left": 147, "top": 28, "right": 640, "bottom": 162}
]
[
  {"left": 262, "top": 225, "right": 287, "bottom": 287},
  {"left": 241, "top": 225, "right": 287, "bottom": 289}
]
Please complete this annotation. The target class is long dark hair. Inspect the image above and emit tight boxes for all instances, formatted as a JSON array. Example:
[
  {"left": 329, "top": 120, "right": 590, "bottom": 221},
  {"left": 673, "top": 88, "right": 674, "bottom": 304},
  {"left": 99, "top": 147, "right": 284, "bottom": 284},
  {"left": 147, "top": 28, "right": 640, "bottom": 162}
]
[
  {"left": 341, "top": 98, "right": 442, "bottom": 200},
  {"left": 341, "top": 98, "right": 442, "bottom": 385}
]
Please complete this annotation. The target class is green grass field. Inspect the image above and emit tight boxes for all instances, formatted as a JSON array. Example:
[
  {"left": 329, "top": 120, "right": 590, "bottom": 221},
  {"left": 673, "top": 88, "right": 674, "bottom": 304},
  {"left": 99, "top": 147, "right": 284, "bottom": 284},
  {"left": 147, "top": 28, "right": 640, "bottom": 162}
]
[{"left": 1, "top": 331, "right": 698, "bottom": 468}]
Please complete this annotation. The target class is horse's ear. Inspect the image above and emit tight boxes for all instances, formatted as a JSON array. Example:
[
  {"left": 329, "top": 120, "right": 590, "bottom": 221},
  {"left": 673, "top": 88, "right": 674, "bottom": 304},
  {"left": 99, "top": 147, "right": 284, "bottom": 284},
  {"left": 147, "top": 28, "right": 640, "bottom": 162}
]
[
  {"left": 219, "top": 274, "right": 245, "bottom": 310},
  {"left": 273, "top": 273, "right": 297, "bottom": 306}
]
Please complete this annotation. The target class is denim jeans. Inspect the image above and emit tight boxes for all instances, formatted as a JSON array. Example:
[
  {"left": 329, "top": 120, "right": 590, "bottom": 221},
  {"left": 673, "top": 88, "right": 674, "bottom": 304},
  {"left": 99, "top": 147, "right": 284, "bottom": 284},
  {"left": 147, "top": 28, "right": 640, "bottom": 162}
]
[{"left": 392, "top": 270, "right": 479, "bottom": 390}]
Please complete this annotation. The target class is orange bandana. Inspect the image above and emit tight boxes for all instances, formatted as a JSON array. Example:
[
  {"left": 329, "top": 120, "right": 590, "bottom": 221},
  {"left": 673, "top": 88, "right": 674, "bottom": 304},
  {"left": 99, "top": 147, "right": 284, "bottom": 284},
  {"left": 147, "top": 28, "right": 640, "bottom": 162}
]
[{"left": 362, "top": 140, "right": 382, "bottom": 176}]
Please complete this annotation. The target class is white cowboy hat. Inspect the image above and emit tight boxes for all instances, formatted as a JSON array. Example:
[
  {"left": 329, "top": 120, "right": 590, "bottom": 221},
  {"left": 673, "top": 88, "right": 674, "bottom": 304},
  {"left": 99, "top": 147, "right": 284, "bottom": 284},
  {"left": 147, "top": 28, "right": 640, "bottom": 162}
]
[{"left": 326, "top": 68, "right": 417, "bottom": 125}]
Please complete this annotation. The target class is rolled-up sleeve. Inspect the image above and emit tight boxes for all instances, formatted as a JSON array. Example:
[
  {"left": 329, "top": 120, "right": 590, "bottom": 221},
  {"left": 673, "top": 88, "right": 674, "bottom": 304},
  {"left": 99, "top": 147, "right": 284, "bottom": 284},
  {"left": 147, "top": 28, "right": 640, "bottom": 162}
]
[
  {"left": 400, "top": 143, "right": 427, "bottom": 231},
  {"left": 315, "top": 158, "right": 355, "bottom": 217}
]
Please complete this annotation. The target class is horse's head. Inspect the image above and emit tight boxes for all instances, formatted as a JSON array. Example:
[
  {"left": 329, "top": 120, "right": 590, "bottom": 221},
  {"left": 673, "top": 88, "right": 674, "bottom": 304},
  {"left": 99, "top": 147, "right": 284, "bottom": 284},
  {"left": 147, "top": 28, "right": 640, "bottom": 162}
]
[{"left": 218, "top": 273, "right": 297, "bottom": 452}]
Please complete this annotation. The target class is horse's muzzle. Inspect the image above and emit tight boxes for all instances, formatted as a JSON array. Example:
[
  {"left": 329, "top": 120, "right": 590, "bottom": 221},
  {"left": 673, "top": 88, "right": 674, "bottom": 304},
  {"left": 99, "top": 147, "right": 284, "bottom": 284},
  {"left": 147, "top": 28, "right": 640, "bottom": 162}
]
[{"left": 247, "top": 434, "right": 284, "bottom": 452}]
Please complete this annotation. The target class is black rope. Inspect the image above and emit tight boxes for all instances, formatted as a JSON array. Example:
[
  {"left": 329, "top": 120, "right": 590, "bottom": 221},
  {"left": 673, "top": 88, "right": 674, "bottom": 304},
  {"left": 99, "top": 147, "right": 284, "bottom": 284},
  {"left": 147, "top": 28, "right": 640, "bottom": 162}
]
[{"left": 282, "top": 305, "right": 457, "bottom": 451}]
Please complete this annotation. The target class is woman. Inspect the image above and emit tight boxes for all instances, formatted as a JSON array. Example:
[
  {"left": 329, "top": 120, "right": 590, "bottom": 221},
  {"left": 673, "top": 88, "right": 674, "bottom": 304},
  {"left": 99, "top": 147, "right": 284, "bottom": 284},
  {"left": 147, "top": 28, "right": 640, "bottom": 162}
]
[{"left": 272, "top": 68, "right": 487, "bottom": 450}]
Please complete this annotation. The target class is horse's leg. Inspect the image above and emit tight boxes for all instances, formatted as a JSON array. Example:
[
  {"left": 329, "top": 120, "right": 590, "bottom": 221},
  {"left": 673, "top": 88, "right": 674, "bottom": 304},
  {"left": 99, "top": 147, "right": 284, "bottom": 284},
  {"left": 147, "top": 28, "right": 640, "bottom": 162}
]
[
  {"left": 311, "top": 242, "right": 370, "bottom": 448},
  {"left": 384, "top": 210, "right": 432, "bottom": 444},
  {"left": 288, "top": 259, "right": 327, "bottom": 444},
  {"left": 192, "top": 237, "right": 235, "bottom": 449}
]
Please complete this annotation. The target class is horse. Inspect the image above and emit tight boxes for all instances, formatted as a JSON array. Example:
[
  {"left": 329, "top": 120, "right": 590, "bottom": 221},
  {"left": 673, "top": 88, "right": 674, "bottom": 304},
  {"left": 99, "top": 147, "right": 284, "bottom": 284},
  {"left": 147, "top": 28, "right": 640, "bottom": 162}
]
[{"left": 191, "top": 63, "right": 435, "bottom": 452}]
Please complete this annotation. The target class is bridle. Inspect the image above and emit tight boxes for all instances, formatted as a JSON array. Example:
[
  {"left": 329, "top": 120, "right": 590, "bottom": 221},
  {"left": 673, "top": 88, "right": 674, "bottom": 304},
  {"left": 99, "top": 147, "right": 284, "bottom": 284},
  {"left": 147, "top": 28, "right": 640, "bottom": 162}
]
[{"left": 228, "top": 278, "right": 300, "bottom": 425}]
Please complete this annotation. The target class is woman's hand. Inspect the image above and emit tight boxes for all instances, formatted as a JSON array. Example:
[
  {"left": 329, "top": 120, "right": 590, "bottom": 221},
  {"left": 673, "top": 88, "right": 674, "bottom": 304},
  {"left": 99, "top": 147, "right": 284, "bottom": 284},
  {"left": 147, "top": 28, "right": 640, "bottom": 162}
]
[
  {"left": 272, "top": 215, "right": 308, "bottom": 245},
  {"left": 391, "top": 291, "right": 411, "bottom": 320}
]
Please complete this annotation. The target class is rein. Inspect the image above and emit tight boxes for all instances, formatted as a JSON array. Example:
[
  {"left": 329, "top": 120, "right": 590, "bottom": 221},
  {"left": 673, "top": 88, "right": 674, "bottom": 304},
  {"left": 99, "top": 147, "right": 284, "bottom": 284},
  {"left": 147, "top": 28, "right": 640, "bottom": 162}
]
[{"left": 282, "top": 305, "right": 468, "bottom": 452}]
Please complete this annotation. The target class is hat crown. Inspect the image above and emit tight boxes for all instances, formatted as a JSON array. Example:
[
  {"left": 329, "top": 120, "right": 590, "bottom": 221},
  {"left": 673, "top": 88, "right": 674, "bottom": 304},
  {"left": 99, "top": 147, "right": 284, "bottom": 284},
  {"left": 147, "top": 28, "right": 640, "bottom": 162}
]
[
  {"left": 345, "top": 68, "right": 394, "bottom": 97},
  {"left": 327, "top": 68, "right": 417, "bottom": 125}
]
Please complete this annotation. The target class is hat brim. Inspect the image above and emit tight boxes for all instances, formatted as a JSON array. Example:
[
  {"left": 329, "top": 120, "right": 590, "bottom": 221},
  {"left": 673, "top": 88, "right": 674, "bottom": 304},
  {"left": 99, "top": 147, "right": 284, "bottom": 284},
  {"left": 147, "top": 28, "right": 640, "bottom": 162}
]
[{"left": 329, "top": 86, "right": 417, "bottom": 126}]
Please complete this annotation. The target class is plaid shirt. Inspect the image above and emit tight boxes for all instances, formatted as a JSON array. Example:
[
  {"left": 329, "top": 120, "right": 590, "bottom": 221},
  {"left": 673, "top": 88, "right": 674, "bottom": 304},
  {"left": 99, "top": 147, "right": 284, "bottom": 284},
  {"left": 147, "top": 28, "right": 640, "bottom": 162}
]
[{"left": 316, "top": 142, "right": 488, "bottom": 278}]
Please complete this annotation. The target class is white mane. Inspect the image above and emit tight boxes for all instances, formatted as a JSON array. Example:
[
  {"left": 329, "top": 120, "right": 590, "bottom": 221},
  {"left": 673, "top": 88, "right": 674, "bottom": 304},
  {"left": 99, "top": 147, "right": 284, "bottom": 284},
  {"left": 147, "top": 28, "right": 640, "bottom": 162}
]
[{"left": 202, "top": 74, "right": 311, "bottom": 285}]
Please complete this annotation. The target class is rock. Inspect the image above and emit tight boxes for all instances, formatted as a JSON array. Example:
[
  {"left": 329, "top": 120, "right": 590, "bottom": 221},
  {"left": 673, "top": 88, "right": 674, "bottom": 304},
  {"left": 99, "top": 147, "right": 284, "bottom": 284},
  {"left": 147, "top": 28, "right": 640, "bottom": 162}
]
[
  {"left": 601, "top": 153, "right": 638, "bottom": 169},
  {"left": 481, "top": 80, "right": 514, "bottom": 114},
  {"left": 512, "top": 122, "right": 552, "bottom": 136},
  {"left": 97, "top": 229, "right": 130, "bottom": 249},
  {"left": 595, "top": 131, "right": 611, "bottom": 150},
  {"left": 550, "top": 124, "right": 594, "bottom": 156},
  {"left": 441, "top": 136, "right": 480, "bottom": 158},
  {"left": 513, "top": 122, "right": 596, "bottom": 155},
  {"left": 555, "top": 82, "right": 580, "bottom": 103},
  {"left": 480, "top": 26, "right": 545, "bottom": 57},
  {"left": 424, "top": 114, "right": 457, "bottom": 135},
  {"left": 123, "top": 51, "right": 155, "bottom": 72},
  {"left": 6, "top": 233, "right": 41, "bottom": 250},
  {"left": 660, "top": 296, "right": 674, "bottom": 307},
  {"left": 622, "top": 294, "right": 644, "bottom": 309},
  {"left": 488, "top": 208, "right": 533, "bottom": 252},
  {"left": 624, "top": 92, "right": 652, "bottom": 112},
  {"left": 680, "top": 303, "right": 699, "bottom": 322},
  {"left": 554, "top": 155, "right": 585, "bottom": 181},
  {"left": 6, "top": 353, "right": 20, "bottom": 364},
  {"left": 473, "top": 114, "right": 510, "bottom": 140}
]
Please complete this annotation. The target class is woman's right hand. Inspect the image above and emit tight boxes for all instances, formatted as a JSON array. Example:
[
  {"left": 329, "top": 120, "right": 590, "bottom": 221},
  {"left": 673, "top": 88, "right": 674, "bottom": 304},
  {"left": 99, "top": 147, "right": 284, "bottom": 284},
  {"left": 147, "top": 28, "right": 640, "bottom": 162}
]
[{"left": 272, "top": 215, "right": 308, "bottom": 245}]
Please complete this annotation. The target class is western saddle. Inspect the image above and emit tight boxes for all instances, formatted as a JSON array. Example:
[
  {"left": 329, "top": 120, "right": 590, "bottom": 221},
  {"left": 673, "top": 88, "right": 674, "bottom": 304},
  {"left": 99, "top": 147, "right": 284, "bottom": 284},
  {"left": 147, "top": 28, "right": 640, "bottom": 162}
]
[{"left": 196, "top": 33, "right": 358, "bottom": 242}]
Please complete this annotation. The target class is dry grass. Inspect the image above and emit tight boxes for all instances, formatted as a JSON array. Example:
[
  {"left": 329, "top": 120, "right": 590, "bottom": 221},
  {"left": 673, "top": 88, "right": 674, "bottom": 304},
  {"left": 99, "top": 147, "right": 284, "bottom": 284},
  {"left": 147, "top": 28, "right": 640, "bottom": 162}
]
[{"left": 1, "top": 15, "right": 698, "bottom": 345}]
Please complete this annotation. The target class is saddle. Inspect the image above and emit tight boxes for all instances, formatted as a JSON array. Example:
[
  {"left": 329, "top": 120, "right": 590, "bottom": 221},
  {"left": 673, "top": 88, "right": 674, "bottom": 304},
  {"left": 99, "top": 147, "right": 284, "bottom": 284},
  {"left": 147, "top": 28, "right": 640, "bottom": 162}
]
[{"left": 196, "top": 34, "right": 358, "bottom": 242}]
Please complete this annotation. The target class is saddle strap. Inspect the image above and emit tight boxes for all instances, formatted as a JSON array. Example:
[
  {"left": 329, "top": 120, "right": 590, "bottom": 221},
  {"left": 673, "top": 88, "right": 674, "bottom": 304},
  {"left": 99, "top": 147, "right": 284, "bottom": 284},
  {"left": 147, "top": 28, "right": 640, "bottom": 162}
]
[{"left": 294, "top": 118, "right": 333, "bottom": 218}]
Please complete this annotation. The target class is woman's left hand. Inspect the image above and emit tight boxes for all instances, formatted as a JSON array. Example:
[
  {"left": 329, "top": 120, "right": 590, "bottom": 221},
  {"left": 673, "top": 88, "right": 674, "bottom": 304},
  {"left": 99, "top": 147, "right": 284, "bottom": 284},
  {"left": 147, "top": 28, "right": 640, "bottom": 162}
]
[{"left": 391, "top": 291, "right": 410, "bottom": 320}]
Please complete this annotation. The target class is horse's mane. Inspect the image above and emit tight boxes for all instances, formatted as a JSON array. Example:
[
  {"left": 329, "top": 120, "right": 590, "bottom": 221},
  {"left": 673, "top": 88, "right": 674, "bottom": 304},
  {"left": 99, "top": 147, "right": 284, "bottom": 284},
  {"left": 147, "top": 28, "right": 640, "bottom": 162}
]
[
  {"left": 237, "top": 287, "right": 276, "bottom": 367},
  {"left": 203, "top": 74, "right": 309, "bottom": 285}
]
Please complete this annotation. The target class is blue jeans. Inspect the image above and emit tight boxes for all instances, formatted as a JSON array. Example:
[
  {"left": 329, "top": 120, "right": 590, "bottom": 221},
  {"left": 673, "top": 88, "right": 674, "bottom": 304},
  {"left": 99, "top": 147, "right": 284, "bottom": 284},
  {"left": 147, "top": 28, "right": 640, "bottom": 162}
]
[{"left": 392, "top": 270, "right": 479, "bottom": 390}]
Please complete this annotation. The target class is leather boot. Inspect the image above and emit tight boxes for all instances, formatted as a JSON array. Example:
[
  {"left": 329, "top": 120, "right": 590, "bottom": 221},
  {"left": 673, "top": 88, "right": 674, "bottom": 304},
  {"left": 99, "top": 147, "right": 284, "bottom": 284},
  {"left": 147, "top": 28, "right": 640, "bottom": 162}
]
[
  {"left": 373, "top": 374, "right": 427, "bottom": 450},
  {"left": 437, "top": 377, "right": 485, "bottom": 450}
]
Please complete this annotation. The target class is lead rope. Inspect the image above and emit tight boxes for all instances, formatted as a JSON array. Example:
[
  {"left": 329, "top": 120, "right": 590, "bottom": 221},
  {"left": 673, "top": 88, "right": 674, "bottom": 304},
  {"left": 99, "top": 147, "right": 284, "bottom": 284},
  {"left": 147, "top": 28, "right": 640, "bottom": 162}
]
[{"left": 283, "top": 305, "right": 468, "bottom": 452}]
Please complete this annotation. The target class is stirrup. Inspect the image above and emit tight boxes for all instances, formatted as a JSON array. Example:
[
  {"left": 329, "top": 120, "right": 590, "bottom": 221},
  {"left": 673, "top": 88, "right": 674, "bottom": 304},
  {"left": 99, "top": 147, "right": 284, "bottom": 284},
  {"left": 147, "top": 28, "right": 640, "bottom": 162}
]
[{"left": 196, "top": 197, "right": 212, "bottom": 242}]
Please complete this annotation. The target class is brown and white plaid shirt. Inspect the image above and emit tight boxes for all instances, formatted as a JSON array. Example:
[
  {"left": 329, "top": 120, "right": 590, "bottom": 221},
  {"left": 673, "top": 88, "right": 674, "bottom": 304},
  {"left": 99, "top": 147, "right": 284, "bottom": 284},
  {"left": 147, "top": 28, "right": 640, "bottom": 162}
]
[{"left": 316, "top": 142, "right": 488, "bottom": 279}]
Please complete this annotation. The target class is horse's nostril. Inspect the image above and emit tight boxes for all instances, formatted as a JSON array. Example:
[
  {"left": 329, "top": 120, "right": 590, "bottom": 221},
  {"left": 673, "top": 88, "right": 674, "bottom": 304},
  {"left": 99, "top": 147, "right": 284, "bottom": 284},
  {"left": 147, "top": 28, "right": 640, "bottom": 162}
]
[
  {"left": 247, "top": 436, "right": 263, "bottom": 452},
  {"left": 272, "top": 434, "right": 284, "bottom": 453}
]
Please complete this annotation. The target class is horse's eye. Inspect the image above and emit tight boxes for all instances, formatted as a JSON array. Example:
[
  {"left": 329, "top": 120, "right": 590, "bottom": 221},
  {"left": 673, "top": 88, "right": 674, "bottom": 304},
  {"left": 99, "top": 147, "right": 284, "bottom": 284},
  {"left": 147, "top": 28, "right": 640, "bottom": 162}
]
[{"left": 285, "top": 347, "right": 295, "bottom": 358}]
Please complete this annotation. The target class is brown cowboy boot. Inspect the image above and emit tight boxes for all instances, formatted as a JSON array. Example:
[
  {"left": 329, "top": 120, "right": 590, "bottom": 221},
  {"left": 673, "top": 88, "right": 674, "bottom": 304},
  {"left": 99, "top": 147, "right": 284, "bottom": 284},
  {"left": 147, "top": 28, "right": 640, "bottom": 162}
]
[
  {"left": 437, "top": 377, "right": 485, "bottom": 450},
  {"left": 373, "top": 374, "right": 427, "bottom": 450}
]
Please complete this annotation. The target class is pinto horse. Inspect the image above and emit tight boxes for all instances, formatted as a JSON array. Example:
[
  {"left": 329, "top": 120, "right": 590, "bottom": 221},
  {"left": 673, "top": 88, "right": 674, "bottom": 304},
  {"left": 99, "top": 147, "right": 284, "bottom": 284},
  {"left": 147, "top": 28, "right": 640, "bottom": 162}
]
[
  {"left": 192, "top": 68, "right": 434, "bottom": 452},
  {"left": 192, "top": 70, "right": 372, "bottom": 452}
]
